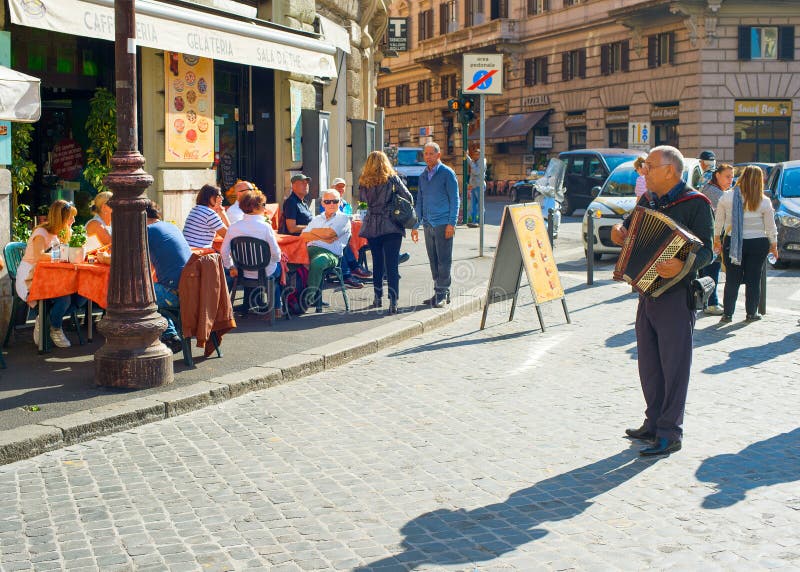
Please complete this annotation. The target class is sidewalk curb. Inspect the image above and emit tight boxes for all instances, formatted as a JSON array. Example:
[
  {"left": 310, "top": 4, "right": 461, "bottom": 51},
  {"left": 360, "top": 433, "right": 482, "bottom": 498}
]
[{"left": 0, "top": 292, "right": 487, "bottom": 466}]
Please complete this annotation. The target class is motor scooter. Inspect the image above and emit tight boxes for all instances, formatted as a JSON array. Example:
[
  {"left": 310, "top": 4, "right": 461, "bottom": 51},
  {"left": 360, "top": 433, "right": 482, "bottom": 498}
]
[{"left": 530, "top": 158, "right": 566, "bottom": 239}]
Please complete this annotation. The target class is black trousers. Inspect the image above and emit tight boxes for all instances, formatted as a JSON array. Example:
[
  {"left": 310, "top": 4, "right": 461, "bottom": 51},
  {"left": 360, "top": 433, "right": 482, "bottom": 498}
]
[
  {"left": 635, "top": 286, "right": 696, "bottom": 442},
  {"left": 368, "top": 233, "right": 403, "bottom": 303},
  {"left": 722, "top": 236, "right": 769, "bottom": 317}
]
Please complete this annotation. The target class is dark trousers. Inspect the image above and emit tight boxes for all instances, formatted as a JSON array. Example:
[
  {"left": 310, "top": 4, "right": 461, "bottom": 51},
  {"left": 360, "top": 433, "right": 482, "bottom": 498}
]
[
  {"left": 423, "top": 224, "right": 454, "bottom": 298},
  {"left": 722, "top": 236, "right": 769, "bottom": 317},
  {"left": 698, "top": 257, "right": 721, "bottom": 307},
  {"left": 635, "top": 287, "right": 696, "bottom": 442},
  {"left": 368, "top": 233, "right": 402, "bottom": 303}
]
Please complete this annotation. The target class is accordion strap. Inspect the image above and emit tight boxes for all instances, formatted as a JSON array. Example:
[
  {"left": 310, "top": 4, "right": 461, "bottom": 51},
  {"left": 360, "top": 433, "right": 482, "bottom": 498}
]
[{"left": 663, "top": 189, "right": 711, "bottom": 209}]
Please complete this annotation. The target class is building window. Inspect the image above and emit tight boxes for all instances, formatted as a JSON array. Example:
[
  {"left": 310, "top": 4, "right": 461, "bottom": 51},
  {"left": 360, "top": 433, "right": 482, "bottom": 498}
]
[
  {"left": 738, "top": 26, "right": 794, "bottom": 61},
  {"left": 607, "top": 125, "right": 628, "bottom": 148},
  {"left": 439, "top": 1, "right": 456, "bottom": 34},
  {"left": 734, "top": 117, "right": 790, "bottom": 163},
  {"left": 561, "top": 49, "right": 586, "bottom": 81},
  {"left": 490, "top": 0, "right": 508, "bottom": 19},
  {"left": 568, "top": 129, "right": 586, "bottom": 150},
  {"left": 395, "top": 84, "right": 411, "bottom": 106},
  {"left": 465, "top": 0, "right": 484, "bottom": 27},
  {"left": 527, "top": 0, "right": 550, "bottom": 15},
  {"left": 647, "top": 32, "right": 675, "bottom": 68},
  {"left": 377, "top": 88, "right": 389, "bottom": 108},
  {"left": 418, "top": 9, "right": 434, "bottom": 42},
  {"left": 600, "top": 41, "right": 630, "bottom": 75},
  {"left": 417, "top": 79, "right": 432, "bottom": 103},
  {"left": 440, "top": 74, "right": 457, "bottom": 99},
  {"left": 524, "top": 56, "right": 548, "bottom": 86},
  {"left": 563, "top": 0, "right": 583, "bottom": 6},
  {"left": 654, "top": 122, "right": 679, "bottom": 148}
]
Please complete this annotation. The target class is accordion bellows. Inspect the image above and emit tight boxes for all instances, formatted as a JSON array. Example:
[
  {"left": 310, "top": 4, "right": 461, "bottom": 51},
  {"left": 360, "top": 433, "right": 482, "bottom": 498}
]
[{"left": 613, "top": 206, "right": 703, "bottom": 297}]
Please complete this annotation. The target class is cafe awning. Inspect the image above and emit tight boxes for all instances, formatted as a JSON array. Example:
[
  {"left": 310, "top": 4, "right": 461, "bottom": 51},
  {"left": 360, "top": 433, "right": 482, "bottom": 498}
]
[
  {"left": 9, "top": 0, "right": 337, "bottom": 78},
  {"left": 469, "top": 110, "right": 551, "bottom": 142},
  {"left": 0, "top": 66, "right": 41, "bottom": 122}
]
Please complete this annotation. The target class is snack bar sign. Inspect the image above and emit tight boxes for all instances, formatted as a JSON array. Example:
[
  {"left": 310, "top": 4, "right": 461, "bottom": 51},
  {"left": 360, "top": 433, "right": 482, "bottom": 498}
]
[{"left": 165, "top": 53, "right": 214, "bottom": 163}]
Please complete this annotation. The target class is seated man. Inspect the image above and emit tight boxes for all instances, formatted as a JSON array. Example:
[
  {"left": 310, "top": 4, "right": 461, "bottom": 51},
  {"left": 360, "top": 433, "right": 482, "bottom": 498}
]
[
  {"left": 330, "top": 177, "right": 370, "bottom": 288},
  {"left": 301, "top": 189, "right": 352, "bottom": 307},
  {"left": 145, "top": 200, "right": 192, "bottom": 353},
  {"left": 226, "top": 180, "right": 257, "bottom": 225},
  {"left": 280, "top": 173, "right": 314, "bottom": 235}
]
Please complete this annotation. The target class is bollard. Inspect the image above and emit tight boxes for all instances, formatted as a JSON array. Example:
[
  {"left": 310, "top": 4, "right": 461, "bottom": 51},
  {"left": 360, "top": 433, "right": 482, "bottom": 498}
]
[
  {"left": 586, "top": 209, "right": 595, "bottom": 285},
  {"left": 547, "top": 208, "right": 555, "bottom": 247},
  {"left": 759, "top": 259, "right": 767, "bottom": 315}
]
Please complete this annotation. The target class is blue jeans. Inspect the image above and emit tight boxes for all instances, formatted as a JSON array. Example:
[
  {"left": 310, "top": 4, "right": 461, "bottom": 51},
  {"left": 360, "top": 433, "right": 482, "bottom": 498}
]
[
  {"left": 33, "top": 294, "right": 87, "bottom": 328},
  {"left": 470, "top": 185, "right": 484, "bottom": 222},
  {"left": 154, "top": 283, "right": 179, "bottom": 339},
  {"left": 341, "top": 245, "right": 357, "bottom": 278}
]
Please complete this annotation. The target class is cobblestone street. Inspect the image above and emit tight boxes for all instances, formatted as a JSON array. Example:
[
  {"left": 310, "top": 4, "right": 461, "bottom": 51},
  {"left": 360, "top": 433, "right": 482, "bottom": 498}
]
[{"left": 0, "top": 275, "right": 798, "bottom": 571}]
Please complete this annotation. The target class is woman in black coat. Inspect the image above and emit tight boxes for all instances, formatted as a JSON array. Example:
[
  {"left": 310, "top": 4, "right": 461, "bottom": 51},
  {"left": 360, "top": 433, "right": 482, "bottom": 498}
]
[{"left": 358, "top": 151, "right": 414, "bottom": 314}]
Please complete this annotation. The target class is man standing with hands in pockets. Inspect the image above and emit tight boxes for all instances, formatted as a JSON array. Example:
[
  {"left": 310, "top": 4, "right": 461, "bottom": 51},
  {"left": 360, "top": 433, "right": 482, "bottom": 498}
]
[{"left": 411, "top": 142, "right": 460, "bottom": 308}]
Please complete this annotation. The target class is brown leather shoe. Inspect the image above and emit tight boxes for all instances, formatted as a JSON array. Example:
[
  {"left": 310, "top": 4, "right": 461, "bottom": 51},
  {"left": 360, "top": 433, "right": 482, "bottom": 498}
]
[{"left": 625, "top": 425, "right": 656, "bottom": 441}]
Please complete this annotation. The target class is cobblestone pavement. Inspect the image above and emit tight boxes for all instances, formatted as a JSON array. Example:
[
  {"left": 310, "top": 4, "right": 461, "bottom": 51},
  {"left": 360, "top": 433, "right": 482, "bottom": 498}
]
[{"left": 0, "top": 274, "right": 798, "bottom": 571}]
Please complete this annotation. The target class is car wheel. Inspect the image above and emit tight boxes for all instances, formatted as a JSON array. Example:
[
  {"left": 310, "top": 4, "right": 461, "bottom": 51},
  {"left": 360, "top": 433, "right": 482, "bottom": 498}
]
[{"left": 560, "top": 195, "right": 574, "bottom": 216}]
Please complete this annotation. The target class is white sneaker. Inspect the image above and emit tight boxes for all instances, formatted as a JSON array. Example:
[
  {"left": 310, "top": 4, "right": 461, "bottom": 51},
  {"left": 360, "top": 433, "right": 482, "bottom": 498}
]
[
  {"left": 32, "top": 316, "right": 40, "bottom": 344},
  {"left": 49, "top": 327, "right": 71, "bottom": 348},
  {"left": 704, "top": 305, "right": 724, "bottom": 316}
]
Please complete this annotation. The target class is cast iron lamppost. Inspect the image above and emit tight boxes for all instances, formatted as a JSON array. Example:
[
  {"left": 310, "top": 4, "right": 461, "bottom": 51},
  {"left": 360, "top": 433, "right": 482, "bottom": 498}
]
[{"left": 95, "top": 0, "right": 173, "bottom": 388}]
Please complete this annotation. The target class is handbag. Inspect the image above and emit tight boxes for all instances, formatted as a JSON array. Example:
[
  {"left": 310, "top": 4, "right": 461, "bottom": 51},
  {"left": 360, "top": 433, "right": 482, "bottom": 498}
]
[
  {"left": 689, "top": 276, "right": 715, "bottom": 311},
  {"left": 389, "top": 176, "right": 418, "bottom": 229}
]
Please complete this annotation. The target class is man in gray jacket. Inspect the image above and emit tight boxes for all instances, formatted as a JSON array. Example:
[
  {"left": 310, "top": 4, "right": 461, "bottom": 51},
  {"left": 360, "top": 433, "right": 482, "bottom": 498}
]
[{"left": 411, "top": 141, "right": 460, "bottom": 308}]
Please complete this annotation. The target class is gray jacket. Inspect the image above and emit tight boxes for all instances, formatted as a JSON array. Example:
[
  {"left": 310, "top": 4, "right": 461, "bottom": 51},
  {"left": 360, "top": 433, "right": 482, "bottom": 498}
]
[{"left": 358, "top": 175, "right": 414, "bottom": 239}]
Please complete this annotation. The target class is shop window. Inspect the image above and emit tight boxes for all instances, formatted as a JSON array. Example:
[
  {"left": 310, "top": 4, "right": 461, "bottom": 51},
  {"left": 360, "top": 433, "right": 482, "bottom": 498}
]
[
  {"left": 738, "top": 26, "right": 794, "bottom": 61},
  {"left": 561, "top": 49, "right": 586, "bottom": 81},
  {"left": 600, "top": 41, "right": 630, "bottom": 75},
  {"left": 82, "top": 50, "right": 98, "bottom": 77},
  {"left": 418, "top": 9, "right": 434, "bottom": 42},
  {"left": 524, "top": 57, "right": 548, "bottom": 86},
  {"left": 734, "top": 117, "right": 790, "bottom": 163},
  {"left": 647, "top": 32, "right": 675, "bottom": 68},
  {"left": 654, "top": 121, "right": 679, "bottom": 148},
  {"left": 528, "top": 0, "right": 550, "bottom": 15},
  {"left": 568, "top": 130, "right": 586, "bottom": 150},
  {"left": 607, "top": 125, "right": 628, "bottom": 148},
  {"left": 28, "top": 44, "right": 46, "bottom": 72}
]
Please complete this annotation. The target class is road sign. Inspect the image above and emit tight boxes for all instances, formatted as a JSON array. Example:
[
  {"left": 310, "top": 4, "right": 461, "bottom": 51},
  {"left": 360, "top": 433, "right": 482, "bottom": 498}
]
[
  {"left": 463, "top": 54, "right": 503, "bottom": 95},
  {"left": 629, "top": 122, "right": 652, "bottom": 146}
]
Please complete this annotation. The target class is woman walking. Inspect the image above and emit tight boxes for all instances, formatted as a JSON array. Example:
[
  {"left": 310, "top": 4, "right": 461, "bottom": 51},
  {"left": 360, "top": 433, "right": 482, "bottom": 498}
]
[
  {"left": 358, "top": 151, "right": 414, "bottom": 314},
  {"left": 714, "top": 165, "right": 778, "bottom": 323},
  {"left": 699, "top": 163, "right": 734, "bottom": 316}
]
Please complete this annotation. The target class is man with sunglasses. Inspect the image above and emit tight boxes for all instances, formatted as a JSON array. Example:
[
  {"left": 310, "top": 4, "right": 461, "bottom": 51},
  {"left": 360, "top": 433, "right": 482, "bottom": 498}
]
[
  {"left": 611, "top": 145, "right": 714, "bottom": 457},
  {"left": 301, "top": 189, "right": 353, "bottom": 307},
  {"left": 226, "top": 180, "right": 257, "bottom": 225}
]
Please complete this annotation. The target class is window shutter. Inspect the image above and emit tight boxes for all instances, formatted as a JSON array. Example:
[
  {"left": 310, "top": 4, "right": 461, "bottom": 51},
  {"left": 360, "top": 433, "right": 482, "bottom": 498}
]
[
  {"left": 668, "top": 32, "right": 676, "bottom": 64},
  {"left": 543, "top": 0, "right": 549, "bottom": 9},
  {"left": 738, "top": 26, "right": 751, "bottom": 60},
  {"left": 621, "top": 40, "right": 630, "bottom": 72},
  {"left": 562, "top": 52, "right": 570, "bottom": 81},
  {"left": 600, "top": 44, "right": 609, "bottom": 75},
  {"left": 578, "top": 48, "right": 587, "bottom": 78},
  {"left": 778, "top": 26, "right": 795, "bottom": 61},
  {"left": 524, "top": 58, "right": 533, "bottom": 85},
  {"left": 440, "top": 4, "right": 447, "bottom": 34},
  {"left": 647, "top": 35, "right": 657, "bottom": 68}
]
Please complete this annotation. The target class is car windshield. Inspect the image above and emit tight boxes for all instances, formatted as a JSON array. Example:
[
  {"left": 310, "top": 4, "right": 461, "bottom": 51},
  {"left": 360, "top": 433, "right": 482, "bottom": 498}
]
[
  {"left": 397, "top": 149, "right": 425, "bottom": 166},
  {"left": 601, "top": 165, "right": 639, "bottom": 197},
  {"left": 605, "top": 154, "right": 641, "bottom": 172},
  {"left": 781, "top": 167, "right": 800, "bottom": 198}
]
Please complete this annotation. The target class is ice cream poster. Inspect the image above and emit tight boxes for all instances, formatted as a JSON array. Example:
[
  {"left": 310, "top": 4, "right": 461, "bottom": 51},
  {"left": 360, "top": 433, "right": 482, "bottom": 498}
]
[{"left": 165, "top": 52, "right": 214, "bottom": 163}]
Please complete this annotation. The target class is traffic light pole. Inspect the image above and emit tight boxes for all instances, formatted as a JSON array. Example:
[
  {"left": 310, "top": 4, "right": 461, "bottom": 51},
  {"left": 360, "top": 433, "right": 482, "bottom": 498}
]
[
  {"left": 479, "top": 94, "right": 485, "bottom": 257},
  {"left": 461, "top": 92, "right": 468, "bottom": 225}
]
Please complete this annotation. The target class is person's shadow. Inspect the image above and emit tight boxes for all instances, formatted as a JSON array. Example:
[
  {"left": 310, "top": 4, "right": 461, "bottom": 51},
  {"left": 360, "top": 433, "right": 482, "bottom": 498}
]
[
  {"left": 695, "top": 428, "right": 800, "bottom": 509},
  {"left": 702, "top": 331, "right": 800, "bottom": 373},
  {"left": 355, "top": 448, "right": 656, "bottom": 571}
]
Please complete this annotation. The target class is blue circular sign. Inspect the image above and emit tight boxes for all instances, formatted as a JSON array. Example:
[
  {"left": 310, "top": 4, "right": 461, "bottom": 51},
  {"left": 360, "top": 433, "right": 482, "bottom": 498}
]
[{"left": 472, "top": 70, "right": 493, "bottom": 90}]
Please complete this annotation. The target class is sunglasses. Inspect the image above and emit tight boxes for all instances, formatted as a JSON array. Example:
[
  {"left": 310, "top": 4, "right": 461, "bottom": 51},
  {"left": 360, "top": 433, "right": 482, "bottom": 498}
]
[{"left": 322, "top": 199, "right": 340, "bottom": 205}]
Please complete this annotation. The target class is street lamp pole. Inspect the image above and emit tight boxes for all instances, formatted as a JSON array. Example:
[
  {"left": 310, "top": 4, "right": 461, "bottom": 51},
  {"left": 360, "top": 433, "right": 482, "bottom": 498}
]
[{"left": 94, "top": 0, "right": 173, "bottom": 388}]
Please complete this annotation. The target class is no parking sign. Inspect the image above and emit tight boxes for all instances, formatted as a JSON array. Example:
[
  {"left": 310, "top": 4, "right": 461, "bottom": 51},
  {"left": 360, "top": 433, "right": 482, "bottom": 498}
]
[{"left": 463, "top": 54, "right": 504, "bottom": 95}]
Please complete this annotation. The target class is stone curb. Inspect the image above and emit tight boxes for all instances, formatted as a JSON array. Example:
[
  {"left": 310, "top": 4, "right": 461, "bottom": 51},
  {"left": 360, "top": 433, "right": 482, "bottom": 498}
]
[{"left": 0, "top": 292, "right": 487, "bottom": 466}]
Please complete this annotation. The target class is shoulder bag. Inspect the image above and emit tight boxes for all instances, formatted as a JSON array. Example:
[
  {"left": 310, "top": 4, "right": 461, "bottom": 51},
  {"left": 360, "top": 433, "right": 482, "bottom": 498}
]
[{"left": 389, "top": 176, "right": 418, "bottom": 229}]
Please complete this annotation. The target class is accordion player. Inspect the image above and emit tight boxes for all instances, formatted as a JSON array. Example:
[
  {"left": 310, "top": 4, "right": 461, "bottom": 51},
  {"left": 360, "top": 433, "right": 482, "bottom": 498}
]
[{"left": 613, "top": 206, "right": 704, "bottom": 297}]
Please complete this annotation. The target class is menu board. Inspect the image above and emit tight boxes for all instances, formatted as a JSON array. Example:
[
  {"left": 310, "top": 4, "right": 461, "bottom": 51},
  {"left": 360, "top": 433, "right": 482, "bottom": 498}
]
[
  {"left": 509, "top": 204, "right": 564, "bottom": 303},
  {"left": 165, "top": 52, "right": 214, "bottom": 163}
]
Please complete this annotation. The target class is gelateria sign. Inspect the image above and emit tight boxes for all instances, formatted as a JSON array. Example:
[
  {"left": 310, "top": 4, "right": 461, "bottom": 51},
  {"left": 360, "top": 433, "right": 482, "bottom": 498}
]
[
  {"left": 9, "top": 0, "right": 336, "bottom": 78},
  {"left": 735, "top": 100, "right": 792, "bottom": 117}
]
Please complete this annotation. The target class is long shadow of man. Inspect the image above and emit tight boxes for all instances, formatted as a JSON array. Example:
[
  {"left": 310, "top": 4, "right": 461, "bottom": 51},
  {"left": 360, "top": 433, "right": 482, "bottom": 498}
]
[
  {"left": 356, "top": 447, "right": 657, "bottom": 571},
  {"left": 695, "top": 428, "right": 800, "bottom": 509}
]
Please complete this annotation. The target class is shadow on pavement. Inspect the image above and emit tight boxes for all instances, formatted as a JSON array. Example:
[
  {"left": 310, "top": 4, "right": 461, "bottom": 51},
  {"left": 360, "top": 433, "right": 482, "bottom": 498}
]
[
  {"left": 355, "top": 447, "right": 656, "bottom": 571},
  {"left": 696, "top": 428, "right": 800, "bottom": 509},
  {"left": 388, "top": 327, "right": 539, "bottom": 357},
  {"left": 701, "top": 331, "right": 800, "bottom": 374}
]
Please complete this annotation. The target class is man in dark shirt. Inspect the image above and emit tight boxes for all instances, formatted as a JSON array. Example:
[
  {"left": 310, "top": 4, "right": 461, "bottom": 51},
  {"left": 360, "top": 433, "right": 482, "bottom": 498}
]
[
  {"left": 611, "top": 145, "right": 714, "bottom": 456},
  {"left": 281, "top": 173, "right": 314, "bottom": 235}
]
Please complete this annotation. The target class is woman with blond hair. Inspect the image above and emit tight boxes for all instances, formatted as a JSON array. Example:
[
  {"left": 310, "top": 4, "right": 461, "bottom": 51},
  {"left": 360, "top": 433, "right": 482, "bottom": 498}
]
[
  {"left": 86, "top": 191, "right": 113, "bottom": 246},
  {"left": 714, "top": 165, "right": 778, "bottom": 323},
  {"left": 15, "top": 200, "right": 86, "bottom": 348},
  {"left": 358, "top": 150, "right": 414, "bottom": 314}
]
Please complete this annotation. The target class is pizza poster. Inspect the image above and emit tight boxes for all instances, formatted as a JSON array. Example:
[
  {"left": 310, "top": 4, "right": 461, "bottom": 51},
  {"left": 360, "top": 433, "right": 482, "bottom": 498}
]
[
  {"left": 165, "top": 52, "right": 214, "bottom": 163},
  {"left": 508, "top": 204, "right": 564, "bottom": 304}
]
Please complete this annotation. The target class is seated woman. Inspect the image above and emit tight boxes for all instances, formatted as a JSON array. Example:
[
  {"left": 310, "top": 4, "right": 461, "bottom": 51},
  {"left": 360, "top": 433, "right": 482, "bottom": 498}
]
[
  {"left": 183, "top": 184, "right": 230, "bottom": 248},
  {"left": 220, "top": 189, "right": 282, "bottom": 314},
  {"left": 15, "top": 200, "right": 86, "bottom": 348},
  {"left": 86, "top": 191, "right": 112, "bottom": 247}
]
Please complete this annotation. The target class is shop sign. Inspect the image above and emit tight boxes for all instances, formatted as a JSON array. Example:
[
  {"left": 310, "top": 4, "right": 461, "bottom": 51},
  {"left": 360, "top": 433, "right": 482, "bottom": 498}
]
[
  {"left": 564, "top": 112, "right": 586, "bottom": 127},
  {"left": 387, "top": 18, "right": 409, "bottom": 52},
  {"left": 606, "top": 109, "right": 629, "bottom": 124},
  {"left": 629, "top": 122, "right": 651, "bottom": 146},
  {"left": 651, "top": 105, "right": 679, "bottom": 121},
  {"left": 735, "top": 99, "right": 792, "bottom": 117},
  {"left": 51, "top": 138, "right": 84, "bottom": 180},
  {"left": 534, "top": 136, "right": 553, "bottom": 149},
  {"left": 165, "top": 53, "right": 214, "bottom": 163},
  {"left": 522, "top": 94, "right": 550, "bottom": 108}
]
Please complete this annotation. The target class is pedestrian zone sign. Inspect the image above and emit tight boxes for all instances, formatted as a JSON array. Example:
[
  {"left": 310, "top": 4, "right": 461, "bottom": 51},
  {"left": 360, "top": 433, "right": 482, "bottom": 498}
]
[{"left": 463, "top": 54, "right": 503, "bottom": 95}]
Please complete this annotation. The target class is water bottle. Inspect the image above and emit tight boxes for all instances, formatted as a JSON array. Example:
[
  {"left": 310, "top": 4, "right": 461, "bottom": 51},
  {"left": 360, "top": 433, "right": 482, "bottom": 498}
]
[
  {"left": 767, "top": 252, "right": 777, "bottom": 265},
  {"left": 51, "top": 243, "right": 61, "bottom": 263}
]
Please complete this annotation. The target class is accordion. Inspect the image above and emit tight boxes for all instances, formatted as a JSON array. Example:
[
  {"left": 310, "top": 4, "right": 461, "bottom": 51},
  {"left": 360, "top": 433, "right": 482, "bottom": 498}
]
[{"left": 613, "top": 206, "right": 703, "bottom": 297}]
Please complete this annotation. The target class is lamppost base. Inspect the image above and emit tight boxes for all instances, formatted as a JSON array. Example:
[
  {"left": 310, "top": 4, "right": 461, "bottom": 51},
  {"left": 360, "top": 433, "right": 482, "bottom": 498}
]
[{"left": 95, "top": 344, "right": 174, "bottom": 388}]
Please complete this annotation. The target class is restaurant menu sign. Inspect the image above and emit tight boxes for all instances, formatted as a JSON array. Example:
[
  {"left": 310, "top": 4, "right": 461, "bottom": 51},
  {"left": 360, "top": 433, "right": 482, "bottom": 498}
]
[{"left": 165, "top": 52, "right": 213, "bottom": 163}]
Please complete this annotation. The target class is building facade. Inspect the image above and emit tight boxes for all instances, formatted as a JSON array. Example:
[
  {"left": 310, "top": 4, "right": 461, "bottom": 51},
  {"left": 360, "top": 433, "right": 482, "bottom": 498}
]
[{"left": 378, "top": 0, "right": 799, "bottom": 182}]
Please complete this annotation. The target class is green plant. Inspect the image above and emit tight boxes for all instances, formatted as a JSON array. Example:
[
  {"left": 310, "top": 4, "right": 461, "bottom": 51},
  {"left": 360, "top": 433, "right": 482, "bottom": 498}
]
[
  {"left": 10, "top": 123, "right": 36, "bottom": 214},
  {"left": 37, "top": 204, "right": 49, "bottom": 216},
  {"left": 357, "top": 201, "right": 368, "bottom": 210},
  {"left": 68, "top": 224, "right": 87, "bottom": 248},
  {"left": 11, "top": 204, "right": 33, "bottom": 242},
  {"left": 83, "top": 87, "right": 117, "bottom": 193}
]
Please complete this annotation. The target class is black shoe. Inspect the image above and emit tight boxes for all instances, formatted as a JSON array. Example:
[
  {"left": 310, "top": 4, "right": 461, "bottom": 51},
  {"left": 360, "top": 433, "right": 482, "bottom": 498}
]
[
  {"left": 369, "top": 297, "right": 382, "bottom": 308},
  {"left": 625, "top": 425, "right": 656, "bottom": 441},
  {"left": 640, "top": 438, "right": 681, "bottom": 456},
  {"left": 745, "top": 313, "right": 762, "bottom": 322},
  {"left": 399, "top": 252, "right": 410, "bottom": 264},
  {"left": 466, "top": 222, "right": 479, "bottom": 228},
  {"left": 389, "top": 303, "right": 398, "bottom": 314},
  {"left": 719, "top": 314, "right": 732, "bottom": 323},
  {"left": 162, "top": 335, "right": 184, "bottom": 354}
]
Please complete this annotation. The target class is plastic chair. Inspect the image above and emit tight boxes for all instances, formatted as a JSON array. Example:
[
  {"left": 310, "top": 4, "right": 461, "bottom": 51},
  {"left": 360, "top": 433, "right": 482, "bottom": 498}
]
[
  {"left": 158, "top": 306, "right": 221, "bottom": 367},
  {"left": 228, "top": 236, "right": 280, "bottom": 325},
  {"left": 316, "top": 256, "right": 350, "bottom": 314}
]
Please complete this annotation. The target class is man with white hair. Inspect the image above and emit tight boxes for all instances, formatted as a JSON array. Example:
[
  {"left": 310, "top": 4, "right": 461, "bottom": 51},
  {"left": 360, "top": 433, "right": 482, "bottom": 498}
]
[
  {"left": 329, "top": 177, "right": 370, "bottom": 286},
  {"left": 301, "top": 189, "right": 353, "bottom": 307}
]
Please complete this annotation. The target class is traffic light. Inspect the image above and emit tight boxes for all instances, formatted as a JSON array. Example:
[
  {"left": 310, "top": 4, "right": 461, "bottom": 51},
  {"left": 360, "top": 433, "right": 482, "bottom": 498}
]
[
  {"left": 461, "top": 95, "right": 476, "bottom": 123},
  {"left": 447, "top": 98, "right": 460, "bottom": 112}
]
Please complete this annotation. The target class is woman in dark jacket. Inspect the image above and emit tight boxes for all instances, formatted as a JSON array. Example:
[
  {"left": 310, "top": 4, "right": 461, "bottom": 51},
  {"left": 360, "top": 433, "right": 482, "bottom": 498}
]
[{"left": 359, "top": 150, "right": 414, "bottom": 314}]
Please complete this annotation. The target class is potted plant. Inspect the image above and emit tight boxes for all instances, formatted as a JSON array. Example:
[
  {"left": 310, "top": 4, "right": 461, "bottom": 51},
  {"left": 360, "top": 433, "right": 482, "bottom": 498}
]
[
  {"left": 67, "top": 224, "right": 88, "bottom": 263},
  {"left": 11, "top": 204, "right": 33, "bottom": 242},
  {"left": 357, "top": 201, "right": 368, "bottom": 219}
]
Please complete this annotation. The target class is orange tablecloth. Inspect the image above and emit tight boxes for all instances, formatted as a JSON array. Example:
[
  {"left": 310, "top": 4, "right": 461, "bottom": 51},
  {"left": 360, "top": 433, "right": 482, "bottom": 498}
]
[
  {"left": 350, "top": 220, "right": 367, "bottom": 258},
  {"left": 28, "top": 262, "right": 110, "bottom": 308}
]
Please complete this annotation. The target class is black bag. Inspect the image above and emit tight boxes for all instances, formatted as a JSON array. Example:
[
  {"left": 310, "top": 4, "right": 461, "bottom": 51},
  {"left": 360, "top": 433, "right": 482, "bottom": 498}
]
[
  {"left": 689, "top": 276, "right": 715, "bottom": 311},
  {"left": 389, "top": 177, "right": 418, "bottom": 229}
]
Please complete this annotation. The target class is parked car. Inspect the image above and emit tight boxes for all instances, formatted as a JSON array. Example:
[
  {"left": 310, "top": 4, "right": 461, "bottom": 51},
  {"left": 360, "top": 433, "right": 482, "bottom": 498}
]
[
  {"left": 394, "top": 147, "right": 425, "bottom": 201},
  {"left": 764, "top": 160, "right": 800, "bottom": 267},
  {"left": 558, "top": 149, "right": 644, "bottom": 215},
  {"left": 581, "top": 158, "right": 703, "bottom": 260},
  {"left": 733, "top": 162, "right": 775, "bottom": 185}
]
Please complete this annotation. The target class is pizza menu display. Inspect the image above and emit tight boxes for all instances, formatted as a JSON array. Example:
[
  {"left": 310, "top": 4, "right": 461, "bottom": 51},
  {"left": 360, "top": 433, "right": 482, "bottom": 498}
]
[{"left": 165, "top": 52, "right": 214, "bottom": 163}]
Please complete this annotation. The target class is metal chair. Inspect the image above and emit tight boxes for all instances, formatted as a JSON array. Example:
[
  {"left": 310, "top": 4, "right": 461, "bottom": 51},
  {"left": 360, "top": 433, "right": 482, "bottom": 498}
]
[
  {"left": 228, "top": 236, "right": 281, "bottom": 324},
  {"left": 315, "top": 255, "right": 350, "bottom": 314}
]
